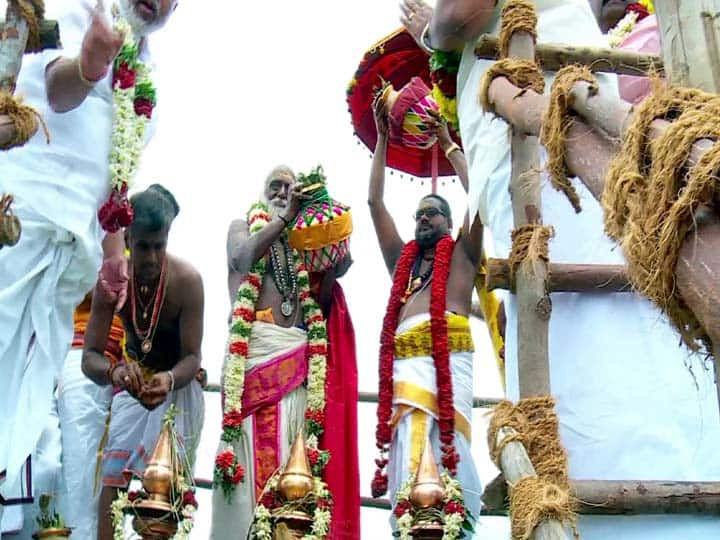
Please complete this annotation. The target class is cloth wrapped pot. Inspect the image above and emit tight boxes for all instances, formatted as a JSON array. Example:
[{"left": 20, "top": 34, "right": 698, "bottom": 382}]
[
  {"left": 288, "top": 189, "right": 352, "bottom": 273},
  {"left": 385, "top": 76, "right": 439, "bottom": 150}
]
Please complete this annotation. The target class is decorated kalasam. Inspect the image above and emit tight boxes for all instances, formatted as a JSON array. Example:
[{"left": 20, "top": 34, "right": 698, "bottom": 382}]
[{"left": 288, "top": 165, "right": 352, "bottom": 272}]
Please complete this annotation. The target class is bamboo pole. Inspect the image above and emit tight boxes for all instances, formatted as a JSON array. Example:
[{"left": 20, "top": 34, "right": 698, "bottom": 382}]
[
  {"left": 485, "top": 258, "right": 629, "bottom": 293},
  {"left": 0, "top": 1, "right": 30, "bottom": 93},
  {"left": 474, "top": 34, "right": 664, "bottom": 76},
  {"left": 0, "top": 18, "right": 58, "bottom": 52},
  {"left": 483, "top": 474, "right": 720, "bottom": 515},
  {"left": 506, "top": 31, "right": 552, "bottom": 400},
  {"left": 496, "top": 427, "right": 569, "bottom": 539},
  {"left": 654, "top": 1, "right": 720, "bottom": 93}
]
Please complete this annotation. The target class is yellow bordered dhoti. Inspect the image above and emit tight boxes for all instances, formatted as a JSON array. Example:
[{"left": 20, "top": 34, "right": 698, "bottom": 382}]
[{"left": 387, "top": 313, "right": 481, "bottom": 524}]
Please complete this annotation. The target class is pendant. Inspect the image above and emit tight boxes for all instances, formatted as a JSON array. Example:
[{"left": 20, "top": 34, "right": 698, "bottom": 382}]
[
  {"left": 281, "top": 300, "right": 294, "bottom": 317},
  {"left": 140, "top": 285, "right": 149, "bottom": 295},
  {"left": 141, "top": 339, "right": 152, "bottom": 354},
  {"left": 412, "top": 277, "right": 422, "bottom": 289},
  {"left": 143, "top": 310, "right": 148, "bottom": 320}
]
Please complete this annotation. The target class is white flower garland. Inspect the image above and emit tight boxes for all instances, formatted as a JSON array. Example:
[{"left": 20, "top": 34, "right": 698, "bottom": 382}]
[{"left": 109, "top": 13, "right": 152, "bottom": 192}]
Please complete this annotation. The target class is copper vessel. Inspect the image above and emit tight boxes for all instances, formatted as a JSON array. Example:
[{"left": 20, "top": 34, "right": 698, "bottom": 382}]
[
  {"left": 141, "top": 423, "right": 174, "bottom": 511},
  {"left": 409, "top": 440, "right": 445, "bottom": 510},
  {"left": 277, "top": 431, "right": 314, "bottom": 501},
  {"left": 271, "top": 511, "right": 314, "bottom": 539},
  {"left": 131, "top": 514, "right": 178, "bottom": 539},
  {"left": 0, "top": 193, "right": 20, "bottom": 247},
  {"left": 32, "top": 527, "right": 72, "bottom": 539}
]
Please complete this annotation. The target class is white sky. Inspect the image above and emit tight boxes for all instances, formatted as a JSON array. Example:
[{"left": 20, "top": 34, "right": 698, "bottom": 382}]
[{"left": 41, "top": 0, "right": 509, "bottom": 536}]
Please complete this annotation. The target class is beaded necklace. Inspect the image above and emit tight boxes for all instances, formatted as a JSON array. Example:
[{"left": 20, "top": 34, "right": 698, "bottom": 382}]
[
  {"left": 130, "top": 257, "right": 167, "bottom": 355},
  {"left": 268, "top": 236, "right": 298, "bottom": 317}
]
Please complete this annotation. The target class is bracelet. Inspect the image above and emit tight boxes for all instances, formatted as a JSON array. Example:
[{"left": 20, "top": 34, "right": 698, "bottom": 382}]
[
  {"left": 278, "top": 215, "right": 290, "bottom": 226},
  {"left": 167, "top": 370, "right": 175, "bottom": 392},
  {"left": 444, "top": 142, "right": 461, "bottom": 159},
  {"left": 75, "top": 57, "right": 104, "bottom": 87},
  {"left": 420, "top": 23, "right": 435, "bottom": 54}
]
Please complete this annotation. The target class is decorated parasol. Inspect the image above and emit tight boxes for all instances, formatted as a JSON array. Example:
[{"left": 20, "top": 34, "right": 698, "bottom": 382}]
[{"left": 347, "top": 28, "right": 462, "bottom": 189}]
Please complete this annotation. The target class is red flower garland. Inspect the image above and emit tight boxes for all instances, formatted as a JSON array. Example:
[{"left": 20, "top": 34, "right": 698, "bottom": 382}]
[{"left": 372, "top": 235, "right": 458, "bottom": 497}]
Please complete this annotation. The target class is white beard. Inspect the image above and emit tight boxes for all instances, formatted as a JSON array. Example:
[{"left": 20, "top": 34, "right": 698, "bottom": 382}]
[{"left": 118, "top": 0, "right": 160, "bottom": 37}]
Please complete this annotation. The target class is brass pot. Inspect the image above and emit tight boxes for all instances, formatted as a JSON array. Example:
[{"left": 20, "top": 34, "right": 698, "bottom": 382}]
[
  {"left": 276, "top": 472, "right": 314, "bottom": 501},
  {"left": 132, "top": 515, "right": 178, "bottom": 539},
  {"left": 409, "top": 523, "right": 445, "bottom": 539},
  {"left": 32, "top": 527, "right": 72, "bottom": 539},
  {"left": 409, "top": 481, "right": 445, "bottom": 510}
]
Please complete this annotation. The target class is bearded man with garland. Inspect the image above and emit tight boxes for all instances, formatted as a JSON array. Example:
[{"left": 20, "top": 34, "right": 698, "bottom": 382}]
[
  {"left": 0, "top": 0, "right": 178, "bottom": 532},
  {"left": 367, "top": 102, "right": 483, "bottom": 525},
  {"left": 82, "top": 185, "right": 204, "bottom": 540},
  {"left": 211, "top": 165, "right": 360, "bottom": 540}
]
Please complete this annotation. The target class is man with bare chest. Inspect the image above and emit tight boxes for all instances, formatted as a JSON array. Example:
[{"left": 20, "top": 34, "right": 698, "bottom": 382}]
[
  {"left": 367, "top": 102, "right": 483, "bottom": 525},
  {"left": 212, "top": 165, "right": 360, "bottom": 539},
  {"left": 81, "top": 185, "right": 205, "bottom": 540}
]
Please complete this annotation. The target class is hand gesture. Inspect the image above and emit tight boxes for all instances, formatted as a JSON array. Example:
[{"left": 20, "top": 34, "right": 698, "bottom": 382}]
[
  {"left": 80, "top": 0, "right": 125, "bottom": 81},
  {"left": 428, "top": 109, "right": 453, "bottom": 151},
  {"left": 281, "top": 185, "right": 309, "bottom": 224},
  {"left": 140, "top": 372, "right": 172, "bottom": 410},
  {"left": 111, "top": 362, "right": 144, "bottom": 397},
  {"left": 333, "top": 253, "right": 353, "bottom": 278},
  {"left": 400, "top": 0, "right": 433, "bottom": 49},
  {"left": 98, "top": 253, "right": 128, "bottom": 312}
]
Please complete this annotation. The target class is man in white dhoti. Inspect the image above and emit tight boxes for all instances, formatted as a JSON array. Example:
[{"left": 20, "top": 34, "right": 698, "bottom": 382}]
[
  {"left": 0, "top": 0, "right": 177, "bottom": 532},
  {"left": 402, "top": 0, "right": 720, "bottom": 537},
  {"left": 211, "top": 166, "right": 358, "bottom": 540},
  {"left": 82, "top": 185, "right": 204, "bottom": 540},
  {"left": 367, "top": 103, "right": 483, "bottom": 526}
]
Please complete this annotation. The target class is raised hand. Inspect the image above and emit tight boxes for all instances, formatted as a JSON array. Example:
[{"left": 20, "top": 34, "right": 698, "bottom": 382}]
[
  {"left": 400, "top": 0, "right": 433, "bottom": 49},
  {"left": 80, "top": 0, "right": 125, "bottom": 82},
  {"left": 373, "top": 96, "right": 389, "bottom": 139},
  {"left": 98, "top": 253, "right": 128, "bottom": 312},
  {"left": 428, "top": 108, "right": 453, "bottom": 151},
  {"left": 281, "top": 185, "right": 309, "bottom": 224}
]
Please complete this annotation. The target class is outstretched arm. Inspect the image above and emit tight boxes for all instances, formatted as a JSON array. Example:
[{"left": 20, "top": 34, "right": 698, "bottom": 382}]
[
  {"left": 434, "top": 115, "right": 483, "bottom": 266},
  {"left": 46, "top": 1, "right": 124, "bottom": 112},
  {"left": 368, "top": 102, "right": 404, "bottom": 275}
]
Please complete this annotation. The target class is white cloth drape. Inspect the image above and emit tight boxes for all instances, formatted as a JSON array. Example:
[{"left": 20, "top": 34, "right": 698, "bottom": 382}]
[{"left": 457, "top": 1, "right": 720, "bottom": 537}]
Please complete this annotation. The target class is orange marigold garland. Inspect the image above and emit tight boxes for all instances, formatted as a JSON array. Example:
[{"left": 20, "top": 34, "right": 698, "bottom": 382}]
[
  {"left": 372, "top": 234, "right": 458, "bottom": 498},
  {"left": 215, "top": 202, "right": 330, "bottom": 505}
]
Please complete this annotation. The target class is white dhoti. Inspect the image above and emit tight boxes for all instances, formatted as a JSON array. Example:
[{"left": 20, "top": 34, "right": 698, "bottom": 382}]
[
  {"left": 101, "top": 381, "right": 205, "bottom": 488},
  {"left": 0, "top": 199, "right": 100, "bottom": 515},
  {"left": 387, "top": 313, "right": 481, "bottom": 525},
  {"left": 211, "top": 321, "right": 308, "bottom": 540},
  {"left": 56, "top": 348, "right": 113, "bottom": 538}
]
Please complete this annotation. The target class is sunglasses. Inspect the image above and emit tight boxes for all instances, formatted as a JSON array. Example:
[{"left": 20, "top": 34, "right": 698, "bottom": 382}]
[{"left": 414, "top": 207, "right": 445, "bottom": 221}]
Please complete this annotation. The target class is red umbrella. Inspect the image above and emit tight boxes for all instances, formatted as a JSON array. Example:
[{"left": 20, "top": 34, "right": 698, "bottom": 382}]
[{"left": 346, "top": 28, "right": 461, "bottom": 181}]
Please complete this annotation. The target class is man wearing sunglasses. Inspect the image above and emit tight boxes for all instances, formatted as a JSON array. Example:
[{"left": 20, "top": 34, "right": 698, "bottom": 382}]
[{"left": 367, "top": 100, "right": 483, "bottom": 527}]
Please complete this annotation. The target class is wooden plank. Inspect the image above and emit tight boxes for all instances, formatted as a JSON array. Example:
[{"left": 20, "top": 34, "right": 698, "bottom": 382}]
[
  {"left": 485, "top": 258, "right": 630, "bottom": 293},
  {"left": 0, "top": 19, "right": 59, "bottom": 51},
  {"left": 483, "top": 474, "right": 720, "bottom": 515},
  {"left": 475, "top": 34, "right": 664, "bottom": 76}
]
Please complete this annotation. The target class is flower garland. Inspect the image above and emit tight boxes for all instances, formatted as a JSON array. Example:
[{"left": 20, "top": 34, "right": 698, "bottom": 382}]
[
  {"left": 98, "top": 6, "right": 157, "bottom": 233},
  {"left": 393, "top": 472, "right": 472, "bottom": 540},
  {"left": 608, "top": 1, "right": 654, "bottom": 47},
  {"left": 110, "top": 407, "right": 197, "bottom": 539},
  {"left": 216, "top": 201, "right": 330, "bottom": 503},
  {"left": 110, "top": 488, "right": 198, "bottom": 540},
  {"left": 429, "top": 50, "right": 462, "bottom": 133},
  {"left": 251, "top": 469, "right": 333, "bottom": 540},
  {"left": 372, "top": 235, "right": 458, "bottom": 498}
]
